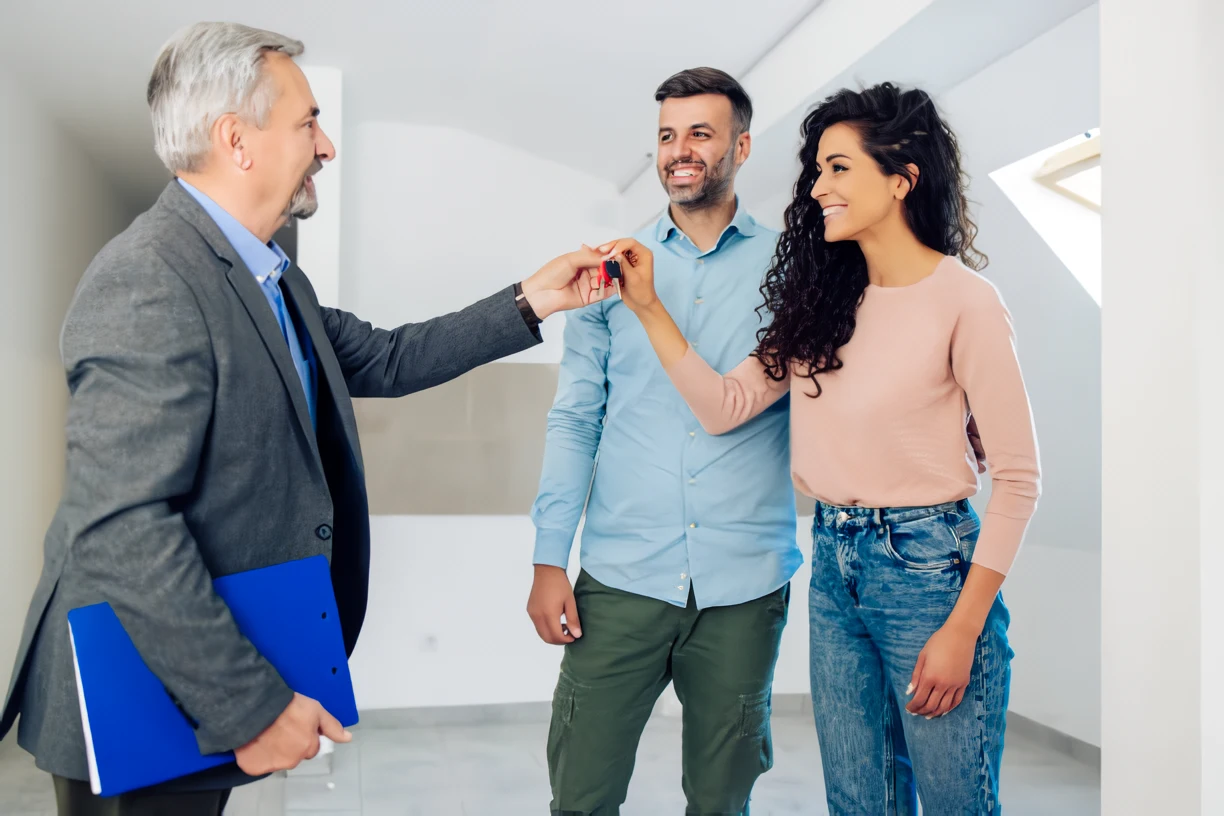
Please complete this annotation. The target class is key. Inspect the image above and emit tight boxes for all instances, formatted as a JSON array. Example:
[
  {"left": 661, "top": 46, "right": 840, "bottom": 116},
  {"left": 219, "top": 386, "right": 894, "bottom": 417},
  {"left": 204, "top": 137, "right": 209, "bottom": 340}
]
[{"left": 601, "top": 259, "right": 622, "bottom": 299}]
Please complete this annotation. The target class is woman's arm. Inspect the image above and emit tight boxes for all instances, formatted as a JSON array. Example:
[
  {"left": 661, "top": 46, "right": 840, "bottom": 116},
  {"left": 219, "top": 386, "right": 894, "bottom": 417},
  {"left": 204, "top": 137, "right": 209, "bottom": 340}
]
[
  {"left": 602, "top": 239, "right": 790, "bottom": 434},
  {"left": 907, "top": 282, "right": 1041, "bottom": 718}
]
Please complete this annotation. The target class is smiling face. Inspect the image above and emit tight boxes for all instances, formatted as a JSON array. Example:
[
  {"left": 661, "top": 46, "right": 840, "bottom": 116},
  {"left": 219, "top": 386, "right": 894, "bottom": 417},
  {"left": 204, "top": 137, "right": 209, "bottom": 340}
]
[
  {"left": 241, "top": 51, "right": 334, "bottom": 220},
  {"left": 808, "top": 121, "right": 915, "bottom": 243},
  {"left": 655, "top": 94, "right": 748, "bottom": 211}
]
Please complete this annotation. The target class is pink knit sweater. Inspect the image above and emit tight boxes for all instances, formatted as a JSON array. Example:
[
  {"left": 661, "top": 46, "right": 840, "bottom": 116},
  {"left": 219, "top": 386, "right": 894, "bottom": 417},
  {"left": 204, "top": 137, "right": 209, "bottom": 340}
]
[{"left": 665, "top": 255, "right": 1041, "bottom": 575}]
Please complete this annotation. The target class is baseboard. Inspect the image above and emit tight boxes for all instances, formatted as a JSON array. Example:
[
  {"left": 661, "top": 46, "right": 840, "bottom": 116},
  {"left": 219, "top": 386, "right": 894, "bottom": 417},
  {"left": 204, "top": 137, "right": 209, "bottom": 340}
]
[
  {"left": 359, "top": 701, "right": 556, "bottom": 728},
  {"left": 1006, "top": 711, "right": 1101, "bottom": 769},
  {"left": 359, "top": 692, "right": 811, "bottom": 730}
]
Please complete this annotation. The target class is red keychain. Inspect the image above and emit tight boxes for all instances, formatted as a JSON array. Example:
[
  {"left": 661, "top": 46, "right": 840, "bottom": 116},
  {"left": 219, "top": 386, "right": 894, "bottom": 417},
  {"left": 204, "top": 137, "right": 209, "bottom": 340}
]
[{"left": 599, "top": 258, "right": 622, "bottom": 298}]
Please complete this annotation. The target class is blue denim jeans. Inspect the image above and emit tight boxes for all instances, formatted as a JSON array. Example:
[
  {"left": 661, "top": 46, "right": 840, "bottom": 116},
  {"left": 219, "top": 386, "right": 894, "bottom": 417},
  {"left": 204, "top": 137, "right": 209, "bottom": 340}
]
[{"left": 808, "top": 499, "right": 1013, "bottom": 815}]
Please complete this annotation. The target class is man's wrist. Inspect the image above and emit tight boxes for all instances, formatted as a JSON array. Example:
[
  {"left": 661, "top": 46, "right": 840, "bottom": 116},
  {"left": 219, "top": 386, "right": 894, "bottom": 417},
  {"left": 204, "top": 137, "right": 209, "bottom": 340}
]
[{"left": 513, "top": 281, "right": 544, "bottom": 331}]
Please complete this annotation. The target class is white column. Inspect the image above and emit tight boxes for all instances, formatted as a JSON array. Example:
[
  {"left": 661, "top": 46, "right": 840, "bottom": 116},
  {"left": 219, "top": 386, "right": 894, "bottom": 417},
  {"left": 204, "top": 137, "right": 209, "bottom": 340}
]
[
  {"left": 1101, "top": 2, "right": 1222, "bottom": 812},
  {"left": 298, "top": 65, "right": 343, "bottom": 308},
  {"left": 1199, "top": 1, "right": 1224, "bottom": 805}
]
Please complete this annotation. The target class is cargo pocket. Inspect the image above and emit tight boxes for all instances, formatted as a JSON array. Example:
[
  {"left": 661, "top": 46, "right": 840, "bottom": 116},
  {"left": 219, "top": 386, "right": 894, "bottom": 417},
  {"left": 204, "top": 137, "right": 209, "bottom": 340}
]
[
  {"left": 551, "top": 673, "right": 576, "bottom": 729},
  {"left": 739, "top": 689, "right": 774, "bottom": 772}
]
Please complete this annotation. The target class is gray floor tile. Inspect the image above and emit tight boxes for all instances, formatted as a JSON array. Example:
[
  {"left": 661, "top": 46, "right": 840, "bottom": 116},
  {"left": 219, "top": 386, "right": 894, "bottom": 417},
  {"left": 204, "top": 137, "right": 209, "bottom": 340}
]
[{"left": 0, "top": 711, "right": 1100, "bottom": 816}]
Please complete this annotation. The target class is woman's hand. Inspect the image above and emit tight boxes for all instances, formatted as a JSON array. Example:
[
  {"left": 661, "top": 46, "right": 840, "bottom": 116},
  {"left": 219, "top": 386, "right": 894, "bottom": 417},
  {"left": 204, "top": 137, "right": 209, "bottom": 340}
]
[
  {"left": 597, "top": 238, "right": 657, "bottom": 313},
  {"left": 906, "top": 621, "right": 978, "bottom": 718}
]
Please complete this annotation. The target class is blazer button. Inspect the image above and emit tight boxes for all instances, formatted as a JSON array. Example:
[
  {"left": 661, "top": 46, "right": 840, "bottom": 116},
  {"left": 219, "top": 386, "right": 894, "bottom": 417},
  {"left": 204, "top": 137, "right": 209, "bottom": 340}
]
[{"left": 316, "top": 524, "right": 333, "bottom": 541}]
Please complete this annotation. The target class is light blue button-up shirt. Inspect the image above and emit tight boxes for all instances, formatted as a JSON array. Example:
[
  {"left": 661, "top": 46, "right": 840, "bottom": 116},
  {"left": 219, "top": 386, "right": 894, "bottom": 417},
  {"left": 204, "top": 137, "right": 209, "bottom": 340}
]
[
  {"left": 178, "top": 179, "right": 317, "bottom": 429},
  {"left": 531, "top": 203, "right": 801, "bottom": 608}
]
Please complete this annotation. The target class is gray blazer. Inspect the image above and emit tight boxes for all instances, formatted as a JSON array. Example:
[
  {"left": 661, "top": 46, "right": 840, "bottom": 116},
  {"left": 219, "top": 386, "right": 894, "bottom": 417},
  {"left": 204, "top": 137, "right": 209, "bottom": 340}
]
[{"left": 0, "top": 180, "right": 542, "bottom": 789}]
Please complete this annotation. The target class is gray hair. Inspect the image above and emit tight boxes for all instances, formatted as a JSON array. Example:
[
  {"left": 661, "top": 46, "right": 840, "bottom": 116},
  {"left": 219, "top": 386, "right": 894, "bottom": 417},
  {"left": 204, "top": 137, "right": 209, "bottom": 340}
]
[{"left": 147, "top": 22, "right": 304, "bottom": 174}]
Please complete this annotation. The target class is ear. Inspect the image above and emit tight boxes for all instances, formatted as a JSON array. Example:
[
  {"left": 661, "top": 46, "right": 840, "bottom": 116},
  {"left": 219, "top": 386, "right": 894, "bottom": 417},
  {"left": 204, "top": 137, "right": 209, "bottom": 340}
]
[
  {"left": 895, "top": 162, "right": 920, "bottom": 200},
  {"left": 735, "top": 131, "right": 752, "bottom": 166},
  {"left": 215, "top": 113, "right": 252, "bottom": 171}
]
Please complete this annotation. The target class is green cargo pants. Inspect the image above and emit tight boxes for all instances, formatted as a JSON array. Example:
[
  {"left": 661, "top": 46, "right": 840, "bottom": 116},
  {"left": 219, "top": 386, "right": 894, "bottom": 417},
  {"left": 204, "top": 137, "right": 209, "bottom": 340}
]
[{"left": 547, "top": 570, "right": 790, "bottom": 816}]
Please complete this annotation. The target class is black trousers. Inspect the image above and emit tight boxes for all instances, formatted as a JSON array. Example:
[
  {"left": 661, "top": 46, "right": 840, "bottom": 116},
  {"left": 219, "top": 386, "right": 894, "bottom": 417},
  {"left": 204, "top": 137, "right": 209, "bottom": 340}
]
[{"left": 53, "top": 776, "right": 231, "bottom": 816}]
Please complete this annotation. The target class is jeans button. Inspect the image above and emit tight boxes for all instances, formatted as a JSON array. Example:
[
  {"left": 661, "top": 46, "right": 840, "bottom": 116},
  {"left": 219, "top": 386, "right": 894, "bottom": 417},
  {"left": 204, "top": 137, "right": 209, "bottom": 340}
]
[
  {"left": 836, "top": 512, "right": 849, "bottom": 524},
  {"left": 316, "top": 524, "right": 333, "bottom": 541}
]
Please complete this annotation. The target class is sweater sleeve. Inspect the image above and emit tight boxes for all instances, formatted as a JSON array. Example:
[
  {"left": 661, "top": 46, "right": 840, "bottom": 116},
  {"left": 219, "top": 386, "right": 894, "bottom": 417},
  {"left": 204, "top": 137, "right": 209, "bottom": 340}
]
[
  {"left": 950, "top": 283, "right": 1042, "bottom": 575},
  {"left": 665, "top": 347, "right": 790, "bottom": 435}
]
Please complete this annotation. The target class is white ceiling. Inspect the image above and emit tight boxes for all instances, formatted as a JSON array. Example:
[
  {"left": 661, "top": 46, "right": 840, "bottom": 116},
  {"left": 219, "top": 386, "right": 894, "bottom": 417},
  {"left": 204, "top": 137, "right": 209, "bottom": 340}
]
[{"left": 0, "top": 0, "right": 821, "bottom": 209}]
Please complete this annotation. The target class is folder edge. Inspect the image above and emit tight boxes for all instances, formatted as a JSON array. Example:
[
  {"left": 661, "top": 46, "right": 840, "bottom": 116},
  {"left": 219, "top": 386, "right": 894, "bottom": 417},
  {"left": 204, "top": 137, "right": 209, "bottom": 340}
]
[{"left": 68, "top": 621, "right": 103, "bottom": 796}]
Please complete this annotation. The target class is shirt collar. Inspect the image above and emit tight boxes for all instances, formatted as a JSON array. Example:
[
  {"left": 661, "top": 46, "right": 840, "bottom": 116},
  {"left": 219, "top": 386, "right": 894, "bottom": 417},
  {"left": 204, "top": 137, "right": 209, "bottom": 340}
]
[
  {"left": 654, "top": 196, "right": 760, "bottom": 247},
  {"left": 177, "top": 179, "right": 290, "bottom": 285}
]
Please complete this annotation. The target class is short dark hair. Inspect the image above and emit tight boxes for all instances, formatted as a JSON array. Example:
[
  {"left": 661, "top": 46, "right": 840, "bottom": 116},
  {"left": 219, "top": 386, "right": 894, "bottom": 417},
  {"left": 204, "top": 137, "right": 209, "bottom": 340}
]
[{"left": 655, "top": 67, "right": 753, "bottom": 135}]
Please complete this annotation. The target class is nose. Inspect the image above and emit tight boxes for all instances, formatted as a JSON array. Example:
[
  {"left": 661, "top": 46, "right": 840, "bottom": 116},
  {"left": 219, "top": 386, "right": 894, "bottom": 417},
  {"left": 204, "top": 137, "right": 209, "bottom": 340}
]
[
  {"left": 810, "top": 171, "right": 829, "bottom": 201},
  {"left": 315, "top": 124, "right": 336, "bottom": 162}
]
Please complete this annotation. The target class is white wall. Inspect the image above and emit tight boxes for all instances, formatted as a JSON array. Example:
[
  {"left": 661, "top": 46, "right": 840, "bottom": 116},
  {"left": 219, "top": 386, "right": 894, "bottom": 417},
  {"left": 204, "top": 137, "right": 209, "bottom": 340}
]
[
  {"left": 339, "top": 122, "right": 623, "bottom": 362},
  {"left": 0, "top": 71, "right": 132, "bottom": 686}
]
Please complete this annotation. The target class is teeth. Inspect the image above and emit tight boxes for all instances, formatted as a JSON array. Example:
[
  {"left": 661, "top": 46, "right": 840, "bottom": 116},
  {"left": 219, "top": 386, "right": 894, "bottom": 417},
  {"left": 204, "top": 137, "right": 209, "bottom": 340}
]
[
  {"left": 672, "top": 169, "right": 698, "bottom": 177},
  {"left": 823, "top": 206, "right": 844, "bottom": 217}
]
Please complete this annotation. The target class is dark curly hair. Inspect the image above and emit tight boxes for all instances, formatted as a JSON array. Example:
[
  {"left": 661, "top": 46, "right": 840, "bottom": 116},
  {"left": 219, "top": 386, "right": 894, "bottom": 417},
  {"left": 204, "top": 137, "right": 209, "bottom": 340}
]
[{"left": 754, "top": 82, "right": 986, "bottom": 396}]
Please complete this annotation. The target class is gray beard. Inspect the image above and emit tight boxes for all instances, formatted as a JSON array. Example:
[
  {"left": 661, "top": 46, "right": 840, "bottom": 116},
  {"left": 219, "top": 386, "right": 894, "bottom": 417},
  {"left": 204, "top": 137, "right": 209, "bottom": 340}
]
[
  {"left": 288, "top": 181, "right": 318, "bottom": 220},
  {"left": 289, "top": 158, "right": 323, "bottom": 220}
]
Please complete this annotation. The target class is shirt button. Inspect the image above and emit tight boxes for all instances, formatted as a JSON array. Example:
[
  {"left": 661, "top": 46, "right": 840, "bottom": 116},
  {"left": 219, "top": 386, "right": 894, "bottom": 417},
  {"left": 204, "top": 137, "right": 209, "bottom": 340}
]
[
  {"left": 316, "top": 524, "right": 333, "bottom": 540},
  {"left": 688, "top": 478, "right": 696, "bottom": 485},
  {"left": 694, "top": 298, "right": 704, "bottom": 305},
  {"left": 689, "top": 431, "right": 696, "bottom": 438},
  {"left": 677, "top": 585, "right": 684, "bottom": 590},
  {"left": 690, "top": 523, "right": 698, "bottom": 529},
  {"left": 681, "top": 573, "right": 687, "bottom": 579},
  {"left": 697, "top": 259, "right": 704, "bottom": 265}
]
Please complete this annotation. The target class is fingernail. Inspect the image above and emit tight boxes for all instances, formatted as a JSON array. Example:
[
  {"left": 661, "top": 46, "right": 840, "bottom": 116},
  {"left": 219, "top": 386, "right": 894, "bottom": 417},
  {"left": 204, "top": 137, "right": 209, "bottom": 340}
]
[
  {"left": 572, "top": 628, "right": 582, "bottom": 637},
  {"left": 908, "top": 710, "right": 918, "bottom": 716},
  {"left": 905, "top": 683, "right": 914, "bottom": 695},
  {"left": 925, "top": 716, "right": 934, "bottom": 720},
  {"left": 343, "top": 730, "right": 352, "bottom": 739}
]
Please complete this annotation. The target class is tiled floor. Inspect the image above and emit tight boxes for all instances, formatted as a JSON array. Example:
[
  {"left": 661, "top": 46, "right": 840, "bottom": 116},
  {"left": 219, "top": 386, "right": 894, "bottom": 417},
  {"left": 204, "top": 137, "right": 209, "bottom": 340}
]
[{"left": 0, "top": 711, "right": 1100, "bottom": 815}]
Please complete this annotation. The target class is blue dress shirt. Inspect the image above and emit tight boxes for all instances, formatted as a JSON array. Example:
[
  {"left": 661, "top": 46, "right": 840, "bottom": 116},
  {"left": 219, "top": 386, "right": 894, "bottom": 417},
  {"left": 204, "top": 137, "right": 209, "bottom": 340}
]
[{"left": 531, "top": 203, "right": 802, "bottom": 609}]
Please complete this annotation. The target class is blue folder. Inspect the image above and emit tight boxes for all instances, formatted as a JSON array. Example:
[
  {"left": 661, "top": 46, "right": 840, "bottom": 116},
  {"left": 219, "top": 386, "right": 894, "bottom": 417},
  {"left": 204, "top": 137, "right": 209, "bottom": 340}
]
[{"left": 67, "top": 554, "right": 359, "bottom": 797}]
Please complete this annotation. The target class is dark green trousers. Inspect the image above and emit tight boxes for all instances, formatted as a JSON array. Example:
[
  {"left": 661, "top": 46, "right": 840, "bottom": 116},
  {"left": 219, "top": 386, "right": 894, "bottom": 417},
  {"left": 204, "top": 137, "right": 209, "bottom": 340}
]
[
  {"left": 53, "top": 776, "right": 231, "bottom": 816},
  {"left": 548, "top": 570, "right": 790, "bottom": 816}
]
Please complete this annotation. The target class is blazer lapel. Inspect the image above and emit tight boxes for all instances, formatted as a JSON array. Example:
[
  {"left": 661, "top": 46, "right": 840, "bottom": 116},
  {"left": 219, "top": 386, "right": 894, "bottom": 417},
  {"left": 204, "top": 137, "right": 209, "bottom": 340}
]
[
  {"left": 280, "top": 268, "right": 365, "bottom": 475},
  {"left": 224, "top": 266, "right": 323, "bottom": 466},
  {"left": 159, "top": 181, "right": 323, "bottom": 467}
]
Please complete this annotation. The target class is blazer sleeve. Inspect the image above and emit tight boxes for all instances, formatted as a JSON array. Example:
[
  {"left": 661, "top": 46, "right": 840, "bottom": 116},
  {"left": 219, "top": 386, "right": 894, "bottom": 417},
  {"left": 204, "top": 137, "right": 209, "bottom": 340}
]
[{"left": 321, "top": 285, "right": 543, "bottom": 398}]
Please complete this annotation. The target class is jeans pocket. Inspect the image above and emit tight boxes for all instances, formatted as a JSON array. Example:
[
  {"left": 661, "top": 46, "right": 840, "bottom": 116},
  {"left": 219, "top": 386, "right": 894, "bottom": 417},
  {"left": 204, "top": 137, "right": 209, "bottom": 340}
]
[
  {"left": 949, "top": 511, "right": 982, "bottom": 562},
  {"left": 882, "top": 515, "right": 963, "bottom": 573}
]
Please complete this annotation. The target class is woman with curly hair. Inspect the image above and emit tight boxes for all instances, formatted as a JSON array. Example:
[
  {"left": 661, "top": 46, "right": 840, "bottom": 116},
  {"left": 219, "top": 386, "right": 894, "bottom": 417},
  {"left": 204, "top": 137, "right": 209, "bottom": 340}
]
[{"left": 601, "top": 83, "right": 1040, "bottom": 813}]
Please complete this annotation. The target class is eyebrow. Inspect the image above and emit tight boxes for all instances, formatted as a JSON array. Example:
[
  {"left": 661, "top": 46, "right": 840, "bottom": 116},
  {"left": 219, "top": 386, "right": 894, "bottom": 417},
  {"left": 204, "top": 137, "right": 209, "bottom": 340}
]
[
  {"left": 304, "top": 106, "right": 320, "bottom": 120},
  {"left": 824, "top": 153, "right": 851, "bottom": 163},
  {"left": 659, "top": 122, "right": 717, "bottom": 134}
]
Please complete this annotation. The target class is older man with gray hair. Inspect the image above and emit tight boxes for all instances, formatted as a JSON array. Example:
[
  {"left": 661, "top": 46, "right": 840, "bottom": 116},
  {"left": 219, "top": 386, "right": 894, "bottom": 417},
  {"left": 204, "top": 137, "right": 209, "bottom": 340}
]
[{"left": 0, "top": 21, "right": 607, "bottom": 815}]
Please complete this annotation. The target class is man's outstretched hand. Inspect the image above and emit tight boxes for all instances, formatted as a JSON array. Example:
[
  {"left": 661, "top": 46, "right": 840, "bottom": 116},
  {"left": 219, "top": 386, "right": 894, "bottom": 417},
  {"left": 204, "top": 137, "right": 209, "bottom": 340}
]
[{"left": 520, "top": 246, "right": 612, "bottom": 319}]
